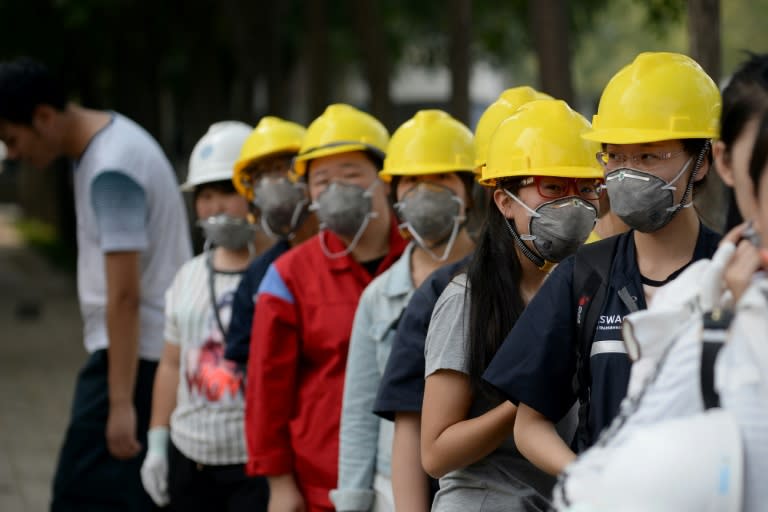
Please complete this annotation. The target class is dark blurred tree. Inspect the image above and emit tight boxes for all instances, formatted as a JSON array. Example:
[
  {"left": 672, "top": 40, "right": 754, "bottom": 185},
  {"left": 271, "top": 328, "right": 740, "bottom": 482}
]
[
  {"left": 0, "top": 0, "right": 719, "bottom": 246},
  {"left": 350, "top": 0, "right": 394, "bottom": 128},
  {"left": 528, "top": 0, "right": 574, "bottom": 104},
  {"left": 688, "top": 0, "right": 726, "bottom": 232},
  {"left": 305, "top": 0, "right": 332, "bottom": 119},
  {"left": 450, "top": 0, "right": 472, "bottom": 124}
]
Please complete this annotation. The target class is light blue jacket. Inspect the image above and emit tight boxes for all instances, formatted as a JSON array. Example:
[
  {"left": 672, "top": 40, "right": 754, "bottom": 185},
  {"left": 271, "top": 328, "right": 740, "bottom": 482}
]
[{"left": 330, "top": 243, "right": 416, "bottom": 511}]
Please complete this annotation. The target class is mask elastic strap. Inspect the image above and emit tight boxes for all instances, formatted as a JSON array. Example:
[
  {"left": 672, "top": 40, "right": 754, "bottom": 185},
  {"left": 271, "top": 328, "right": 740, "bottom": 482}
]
[
  {"left": 398, "top": 193, "right": 467, "bottom": 261},
  {"left": 199, "top": 215, "right": 259, "bottom": 251},
  {"left": 502, "top": 189, "right": 554, "bottom": 269},
  {"left": 318, "top": 211, "right": 377, "bottom": 260},
  {"left": 204, "top": 240, "right": 228, "bottom": 338},
  {"left": 502, "top": 215, "right": 552, "bottom": 270},
  {"left": 260, "top": 214, "right": 291, "bottom": 241},
  {"left": 289, "top": 197, "right": 310, "bottom": 233},
  {"left": 504, "top": 189, "right": 542, "bottom": 218},
  {"left": 259, "top": 197, "right": 309, "bottom": 241},
  {"left": 661, "top": 157, "right": 693, "bottom": 191},
  {"left": 666, "top": 141, "right": 709, "bottom": 215},
  {"left": 314, "top": 179, "right": 380, "bottom": 259},
  {"left": 254, "top": 180, "right": 309, "bottom": 241},
  {"left": 402, "top": 214, "right": 466, "bottom": 262},
  {"left": 522, "top": 196, "right": 597, "bottom": 239}
]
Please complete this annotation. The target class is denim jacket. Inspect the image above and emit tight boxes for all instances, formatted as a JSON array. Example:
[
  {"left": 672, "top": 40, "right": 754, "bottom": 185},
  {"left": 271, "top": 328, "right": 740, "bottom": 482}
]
[{"left": 330, "top": 243, "right": 416, "bottom": 511}]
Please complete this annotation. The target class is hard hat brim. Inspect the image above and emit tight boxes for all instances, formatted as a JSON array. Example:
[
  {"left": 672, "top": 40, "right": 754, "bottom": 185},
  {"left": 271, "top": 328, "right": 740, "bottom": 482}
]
[
  {"left": 478, "top": 166, "right": 605, "bottom": 186},
  {"left": 293, "top": 142, "right": 384, "bottom": 176},
  {"left": 233, "top": 147, "right": 301, "bottom": 177},
  {"left": 379, "top": 166, "right": 474, "bottom": 178},
  {"left": 180, "top": 168, "right": 237, "bottom": 192},
  {"left": 582, "top": 128, "right": 717, "bottom": 144}
]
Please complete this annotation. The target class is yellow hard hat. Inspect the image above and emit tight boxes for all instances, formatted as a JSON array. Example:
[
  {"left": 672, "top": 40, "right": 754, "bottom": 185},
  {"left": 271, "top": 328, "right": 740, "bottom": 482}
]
[
  {"left": 474, "top": 86, "right": 553, "bottom": 171},
  {"left": 293, "top": 104, "right": 389, "bottom": 176},
  {"left": 480, "top": 99, "right": 603, "bottom": 186},
  {"left": 232, "top": 116, "right": 306, "bottom": 199},
  {"left": 583, "top": 52, "right": 721, "bottom": 144},
  {"left": 379, "top": 110, "right": 474, "bottom": 181}
]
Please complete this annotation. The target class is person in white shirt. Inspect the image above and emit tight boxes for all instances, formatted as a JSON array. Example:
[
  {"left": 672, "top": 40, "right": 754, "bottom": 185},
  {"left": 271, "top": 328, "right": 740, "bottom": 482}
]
[
  {"left": 0, "top": 57, "right": 192, "bottom": 511},
  {"left": 140, "top": 122, "right": 269, "bottom": 511}
]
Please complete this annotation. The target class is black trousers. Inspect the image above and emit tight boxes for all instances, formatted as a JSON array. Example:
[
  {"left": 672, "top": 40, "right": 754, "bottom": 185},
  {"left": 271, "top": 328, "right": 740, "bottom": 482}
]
[
  {"left": 167, "top": 441, "right": 269, "bottom": 512},
  {"left": 51, "top": 350, "right": 158, "bottom": 512}
]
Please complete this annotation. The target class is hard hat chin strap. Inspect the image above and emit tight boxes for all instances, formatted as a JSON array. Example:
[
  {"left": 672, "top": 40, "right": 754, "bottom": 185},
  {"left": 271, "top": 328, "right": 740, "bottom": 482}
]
[{"left": 503, "top": 216, "right": 552, "bottom": 271}]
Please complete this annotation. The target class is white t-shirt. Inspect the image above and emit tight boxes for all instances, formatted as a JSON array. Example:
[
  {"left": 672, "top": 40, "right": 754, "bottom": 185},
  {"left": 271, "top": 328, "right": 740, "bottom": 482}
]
[
  {"left": 166, "top": 253, "right": 248, "bottom": 465},
  {"left": 73, "top": 112, "right": 191, "bottom": 360}
]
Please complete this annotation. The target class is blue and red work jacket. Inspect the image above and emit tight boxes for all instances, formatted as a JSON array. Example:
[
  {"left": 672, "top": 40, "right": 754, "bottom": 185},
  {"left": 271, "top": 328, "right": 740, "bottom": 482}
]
[{"left": 244, "top": 217, "right": 407, "bottom": 511}]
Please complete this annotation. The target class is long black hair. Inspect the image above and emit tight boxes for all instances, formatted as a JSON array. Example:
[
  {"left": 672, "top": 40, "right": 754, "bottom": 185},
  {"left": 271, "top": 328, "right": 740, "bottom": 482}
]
[
  {"left": 720, "top": 53, "right": 768, "bottom": 191},
  {"left": 466, "top": 179, "right": 526, "bottom": 400}
]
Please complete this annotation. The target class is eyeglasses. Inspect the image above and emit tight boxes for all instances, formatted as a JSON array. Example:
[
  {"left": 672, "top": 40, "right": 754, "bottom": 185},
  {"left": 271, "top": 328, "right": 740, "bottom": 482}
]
[
  {"left": 519, "top": 176, "right": 604, "bottom": 200},
  {"left": 596, "top": 150, "right": 686, "bottom": 171}
]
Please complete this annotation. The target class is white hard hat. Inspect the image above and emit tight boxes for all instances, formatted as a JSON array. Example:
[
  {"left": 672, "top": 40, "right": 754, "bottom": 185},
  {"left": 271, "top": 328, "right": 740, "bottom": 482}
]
[
  {"left": 557, "top": 409, "right": 743, "bottom": 512},
  {"left": 181, "top": 121, "right": 253, "bottom": 191}
]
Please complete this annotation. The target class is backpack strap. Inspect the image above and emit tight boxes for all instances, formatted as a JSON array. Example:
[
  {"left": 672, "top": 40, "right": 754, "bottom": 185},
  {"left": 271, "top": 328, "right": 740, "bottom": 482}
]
[
  {"left": 571, "top": 235, "right": 620, "bottom": 451},
  {"left": 700, "top": 308, "right": 733, "bottom": 409}
]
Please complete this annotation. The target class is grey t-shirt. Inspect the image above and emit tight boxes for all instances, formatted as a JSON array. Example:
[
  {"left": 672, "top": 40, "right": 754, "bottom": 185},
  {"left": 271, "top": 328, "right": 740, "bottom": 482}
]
[
  {"left": 74, "top": 112, "right": 191, "bottom": 360},
  {"left": 424, "top": 275, "right": 560, "bottom": 512}
]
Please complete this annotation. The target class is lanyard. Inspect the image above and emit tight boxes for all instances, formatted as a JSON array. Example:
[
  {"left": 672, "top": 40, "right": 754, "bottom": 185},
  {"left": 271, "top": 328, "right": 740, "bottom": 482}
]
[{"left": 205, "top": 243, "right": 228, "bottom": 338}]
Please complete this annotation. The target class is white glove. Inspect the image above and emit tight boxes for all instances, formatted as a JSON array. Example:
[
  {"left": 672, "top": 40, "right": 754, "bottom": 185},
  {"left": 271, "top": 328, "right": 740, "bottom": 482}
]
[{"left": 140, "top": 426, "right": 170, "bottom": 507}]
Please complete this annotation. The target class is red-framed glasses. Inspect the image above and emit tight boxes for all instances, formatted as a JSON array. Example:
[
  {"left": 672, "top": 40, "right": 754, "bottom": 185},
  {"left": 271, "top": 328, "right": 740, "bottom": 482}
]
[{"left": 519, "top": 176, "right": 605, "bottom": 200}]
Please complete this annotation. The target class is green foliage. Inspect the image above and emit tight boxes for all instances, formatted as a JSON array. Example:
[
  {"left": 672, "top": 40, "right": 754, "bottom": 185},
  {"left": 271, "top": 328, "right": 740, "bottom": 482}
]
[
  {"left": 15, "top": 218, "right": 75, "bottom": 271},
  {"left": 634, "top": 0, "right": 686, "bottom": 36},
  {"left": 0, "top": 0, "right": 762, "bottom": 136},
  {"left": 571, "top": 0, "right": 688, "bottom": 113},
  {"left": 722, "top": 0, "right": 768, "bottom": 78}
]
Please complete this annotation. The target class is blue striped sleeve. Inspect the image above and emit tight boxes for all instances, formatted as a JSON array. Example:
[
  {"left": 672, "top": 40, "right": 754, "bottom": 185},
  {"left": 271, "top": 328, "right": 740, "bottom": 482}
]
[
  {"left": 90, "top": 170, "right": 148, "bottom": 252},
  {"left": 257, "top": 264, "right": 295, "bottom": 304}
]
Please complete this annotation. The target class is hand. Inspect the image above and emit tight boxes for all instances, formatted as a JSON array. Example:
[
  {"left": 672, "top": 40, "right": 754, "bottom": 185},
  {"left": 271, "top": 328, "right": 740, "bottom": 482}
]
[
  {"left": 721, "top": 222, "right": 765, "bottom": 303},
  {"left": 724, "top": 239, "right": 763, "bottom": 303},
  {"left": 267, "top": 474, "right": 306, "bottom": 512},
  {"left": 106, "top": 401, "right": 142, "bottom": 459},
  {"left": 140, "top": 427, "right": 170, "bottom": 507}
]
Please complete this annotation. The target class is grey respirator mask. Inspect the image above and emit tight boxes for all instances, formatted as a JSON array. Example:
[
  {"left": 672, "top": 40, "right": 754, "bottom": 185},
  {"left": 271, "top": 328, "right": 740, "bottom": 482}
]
[
  {"left": 309, "top": 180, "right": 379, "bottom": 259},
  {"left": 504, "top": 190, "right": 597, "bottom": 268},
  {"left": 198, "top": 214, "right": 258, "bottom": 251},
  {"left": 395, "top": 182, "right": 465, "bottom": 262},
  {"left": 252, "top": 177, "right": 309, "bottom": 240},
  {"left": 605, "top": 157, "right": 695, "bottom": 233}
]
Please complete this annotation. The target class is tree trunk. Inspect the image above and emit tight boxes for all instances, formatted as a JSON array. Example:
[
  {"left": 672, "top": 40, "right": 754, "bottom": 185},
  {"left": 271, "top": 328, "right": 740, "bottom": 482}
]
[
  {"left": 449, "top": 0, "right": 472, "bottom": 125},
  {"left": 527, "top": 0, "right": 573, "bottom": 105},
  {"left": 265, "top": 1, "right": 289, "bottom": 118},
  {"left": 352, "top": 0, "right": 394, "bottom": 130},
  {"left": 688, "top": 0, "right": 721, "bottom": 81},
  {"left": 688, "top": 0, "right": 727, "bottom": 233},
  {"left": 222, "top": 0, "right": 259, "bottom": 121},
  {"left": 305, "top": 0, "right": 331, "bottom": 120}
]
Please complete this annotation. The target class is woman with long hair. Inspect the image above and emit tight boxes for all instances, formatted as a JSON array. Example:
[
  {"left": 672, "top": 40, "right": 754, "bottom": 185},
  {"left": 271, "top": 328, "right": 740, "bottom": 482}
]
[
  {"left": 484, "top": 53, "right": 723, "bottom": 476},
  {"left": 420, "top": 99, "right": 604, "bottom": 510}
]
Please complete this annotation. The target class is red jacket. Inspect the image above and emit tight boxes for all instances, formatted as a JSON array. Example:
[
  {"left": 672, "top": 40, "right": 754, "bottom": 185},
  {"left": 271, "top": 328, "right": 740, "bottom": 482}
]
[{"left": 245, "top": 218, "right": 406, "bottom": 510}]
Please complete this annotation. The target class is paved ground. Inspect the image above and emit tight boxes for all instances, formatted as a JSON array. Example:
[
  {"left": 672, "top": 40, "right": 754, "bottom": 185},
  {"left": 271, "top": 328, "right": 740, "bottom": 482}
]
[{"left": 0, "top": 205, "right": 83, "bottom": 512}]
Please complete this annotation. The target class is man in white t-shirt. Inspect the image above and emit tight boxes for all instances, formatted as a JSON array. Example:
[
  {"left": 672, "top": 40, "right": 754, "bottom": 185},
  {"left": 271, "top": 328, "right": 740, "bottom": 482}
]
[{"left": 0, "top": 57, "right": 191, "bottom": 510}]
